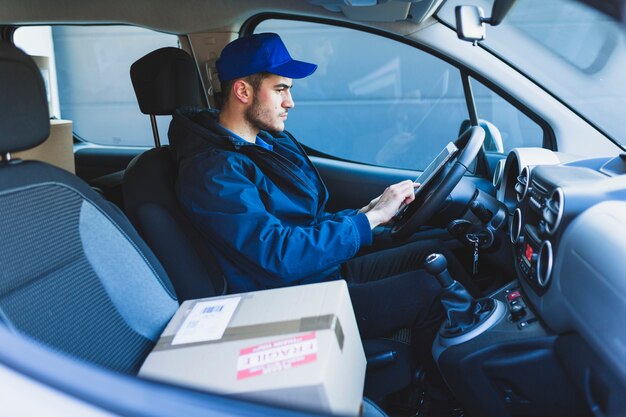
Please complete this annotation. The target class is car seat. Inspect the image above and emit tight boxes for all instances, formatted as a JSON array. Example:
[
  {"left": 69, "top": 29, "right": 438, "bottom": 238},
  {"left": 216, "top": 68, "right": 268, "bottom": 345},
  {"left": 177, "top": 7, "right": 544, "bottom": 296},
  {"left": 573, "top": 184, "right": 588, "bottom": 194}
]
[
  {"left": 126, "top": 47, "right": 227, "bottom": 301},
  {"left": 0, "top": 40, "right": 178, "bottom": 374},
  {"left": 0, "top": 41, "right": 391, "bottom": 417}
]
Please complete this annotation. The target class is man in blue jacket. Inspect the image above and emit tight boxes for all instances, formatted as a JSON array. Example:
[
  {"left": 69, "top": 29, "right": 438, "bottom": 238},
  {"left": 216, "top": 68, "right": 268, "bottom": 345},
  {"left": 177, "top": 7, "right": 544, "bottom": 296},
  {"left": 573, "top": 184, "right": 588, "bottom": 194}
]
[{"left": 173, "top": 32, "right": 472, "bottom": 396}]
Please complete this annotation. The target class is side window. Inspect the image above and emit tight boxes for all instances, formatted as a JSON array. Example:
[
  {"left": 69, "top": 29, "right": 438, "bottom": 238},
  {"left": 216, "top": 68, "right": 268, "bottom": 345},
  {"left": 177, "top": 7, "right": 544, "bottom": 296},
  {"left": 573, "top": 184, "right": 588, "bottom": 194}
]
[
  {"left": 470, "top": 78, "right": 544, "bottom": 152},
  {"left": 14, "top": 26, "right": 179, "bottom": 147},
  {"left": 254, "top": 20, "right": 469, "bottom": 171}
]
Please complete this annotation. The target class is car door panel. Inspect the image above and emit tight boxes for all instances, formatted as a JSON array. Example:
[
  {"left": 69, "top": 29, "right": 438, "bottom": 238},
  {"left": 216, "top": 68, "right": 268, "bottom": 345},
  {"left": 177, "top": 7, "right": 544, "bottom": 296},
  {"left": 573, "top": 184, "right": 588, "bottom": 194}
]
[
  {"left": 311, "top": 155, "right": 495, "bottom": 216},
  {"left": 74, "top": 145, "right": 145, "bottom": 181}
]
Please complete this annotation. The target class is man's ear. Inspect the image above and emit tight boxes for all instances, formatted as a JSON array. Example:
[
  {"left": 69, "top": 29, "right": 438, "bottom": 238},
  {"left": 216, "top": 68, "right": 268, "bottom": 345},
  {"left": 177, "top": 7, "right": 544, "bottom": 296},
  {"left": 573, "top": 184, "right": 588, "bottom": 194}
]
[{"left": 232, "top": 79, "right": 252, "bottom": 104}]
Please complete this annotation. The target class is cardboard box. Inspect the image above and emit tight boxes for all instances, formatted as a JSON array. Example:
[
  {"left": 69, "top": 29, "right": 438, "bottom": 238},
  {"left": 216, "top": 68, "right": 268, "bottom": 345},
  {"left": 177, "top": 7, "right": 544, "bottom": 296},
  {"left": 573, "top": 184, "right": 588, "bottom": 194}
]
[
  {"left": 139, "top": 280, "right": 366, "bottom": 416},
  {"left": 14, "top": 119, "right": 75, "bottom": 173}
]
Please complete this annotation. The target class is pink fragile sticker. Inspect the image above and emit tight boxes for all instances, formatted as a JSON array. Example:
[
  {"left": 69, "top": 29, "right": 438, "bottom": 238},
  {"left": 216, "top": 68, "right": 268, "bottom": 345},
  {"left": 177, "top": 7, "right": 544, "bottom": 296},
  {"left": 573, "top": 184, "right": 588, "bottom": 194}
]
[{"left": 236, "top": 331, "right": 318, "bottom": 380}]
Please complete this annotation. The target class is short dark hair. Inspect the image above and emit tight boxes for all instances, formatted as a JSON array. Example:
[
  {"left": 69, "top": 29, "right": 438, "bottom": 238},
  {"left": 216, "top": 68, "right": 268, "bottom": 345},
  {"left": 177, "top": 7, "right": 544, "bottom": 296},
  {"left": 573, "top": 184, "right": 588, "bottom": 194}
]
[{"left": 220, "top": 72, "right": 271, "bottom": 107}]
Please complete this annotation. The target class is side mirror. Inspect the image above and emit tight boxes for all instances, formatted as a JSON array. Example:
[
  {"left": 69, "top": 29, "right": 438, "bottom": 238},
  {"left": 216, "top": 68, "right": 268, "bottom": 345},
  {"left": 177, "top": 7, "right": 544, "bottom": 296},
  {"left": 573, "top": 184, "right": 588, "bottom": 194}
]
[
  {"left": 458, "top": 119, "right": 504, "bottom": 153},
  {"left": 455, "top": 6, "right": 486, "bottom": 43},
  {"left": 480, "top": 120, "right": 504, "bottom": 153}
]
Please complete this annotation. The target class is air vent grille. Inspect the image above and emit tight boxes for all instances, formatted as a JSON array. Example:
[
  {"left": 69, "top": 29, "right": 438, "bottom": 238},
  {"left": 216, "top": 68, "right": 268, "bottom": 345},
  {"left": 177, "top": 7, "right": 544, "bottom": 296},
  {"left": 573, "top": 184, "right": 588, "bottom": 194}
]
[
  {"left": 543, "top": 188, "right": 564, "bottom": 234},
  {"left": 531, "top": 179, "right": 548, "bottom": 196},
  {"left": 537, "top": 240, "right": 554, "bottom": 287},
  {"left": 515, "top": 166, "right": 530, "bottom": 202}
]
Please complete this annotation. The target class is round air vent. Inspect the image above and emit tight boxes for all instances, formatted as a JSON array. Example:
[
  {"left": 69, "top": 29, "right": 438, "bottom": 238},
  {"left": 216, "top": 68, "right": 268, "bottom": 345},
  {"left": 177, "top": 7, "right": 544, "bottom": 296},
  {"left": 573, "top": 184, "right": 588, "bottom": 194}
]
[
  {"left": 493, "top": 159, "right": 505, "bottom": 189},
  {"left": 543, "top": 188, "right": 564, "bottom": 234},
  {"left": 537, "top": 240, "right": 553, "bottom": 288},
  {"left": 510, "top": 208, "right": 523, "bottom": 244},
  {"left": 515, "top": 166, "right": 530, "bottom": 202}
]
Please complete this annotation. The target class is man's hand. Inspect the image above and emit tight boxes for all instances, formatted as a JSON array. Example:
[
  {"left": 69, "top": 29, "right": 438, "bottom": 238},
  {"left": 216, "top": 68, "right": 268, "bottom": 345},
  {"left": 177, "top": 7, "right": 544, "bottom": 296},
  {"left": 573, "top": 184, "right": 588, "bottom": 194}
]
[
  {"left": 363, "top": 180, "right": 420, "bottom": 229},
  {"left": 358, "top": 196, "right": 381, "bottom": 215}
]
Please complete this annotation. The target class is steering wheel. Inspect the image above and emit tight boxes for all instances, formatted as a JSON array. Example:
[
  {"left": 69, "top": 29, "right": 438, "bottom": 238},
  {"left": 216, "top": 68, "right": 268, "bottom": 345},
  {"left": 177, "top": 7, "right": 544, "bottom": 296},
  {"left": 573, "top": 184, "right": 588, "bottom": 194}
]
[{"left": 390, "top": 125, "right": 485, "bottom": 241}]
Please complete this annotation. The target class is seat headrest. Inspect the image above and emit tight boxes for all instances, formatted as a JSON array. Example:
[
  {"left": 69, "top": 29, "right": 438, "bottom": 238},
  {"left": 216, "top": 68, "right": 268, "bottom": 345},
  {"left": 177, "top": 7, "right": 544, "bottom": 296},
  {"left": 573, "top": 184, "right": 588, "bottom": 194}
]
[
  {"left": 0, "top": 42, "right": 50, "bottom": 154},
  {"left": 130, "top": 47, "right": 203, "bottom": 116}
]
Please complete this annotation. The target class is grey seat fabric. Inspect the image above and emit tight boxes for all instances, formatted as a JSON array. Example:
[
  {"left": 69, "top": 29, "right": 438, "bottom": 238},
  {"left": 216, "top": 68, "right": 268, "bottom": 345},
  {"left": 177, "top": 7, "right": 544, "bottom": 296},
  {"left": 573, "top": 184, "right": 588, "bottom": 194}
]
[
  {"left": 0, "top": 41, "right": 178, "bottom": 374},
  {"left": 0, "top": 41, "right": 391, "bottom": 416},
  {"left": 126, "top": 47, "right": 226, "bottom": 301}
]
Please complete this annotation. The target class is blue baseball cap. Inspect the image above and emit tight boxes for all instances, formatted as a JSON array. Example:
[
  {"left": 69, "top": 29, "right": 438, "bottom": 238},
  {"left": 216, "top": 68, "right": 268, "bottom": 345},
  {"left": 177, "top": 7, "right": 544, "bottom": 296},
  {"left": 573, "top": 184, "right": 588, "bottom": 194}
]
[{"left": 216, "top": 33, "right": 317, "bottom": 82}]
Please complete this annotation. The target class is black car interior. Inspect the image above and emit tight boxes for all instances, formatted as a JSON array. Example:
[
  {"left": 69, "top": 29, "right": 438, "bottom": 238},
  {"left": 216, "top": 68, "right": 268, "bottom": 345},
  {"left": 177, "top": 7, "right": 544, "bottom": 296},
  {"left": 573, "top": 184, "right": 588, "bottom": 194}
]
[{"left": 4, "top": 11, "right": 626, "bottom": 414}]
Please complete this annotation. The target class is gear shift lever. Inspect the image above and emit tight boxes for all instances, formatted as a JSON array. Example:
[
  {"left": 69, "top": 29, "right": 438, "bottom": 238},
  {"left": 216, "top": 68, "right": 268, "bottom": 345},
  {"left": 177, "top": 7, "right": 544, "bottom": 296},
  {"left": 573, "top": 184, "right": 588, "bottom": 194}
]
[
  {"left": 425, "top": 253, "right": 494, "bottom": 337},
  {"left": 424, "top": 253, "right": 454, "bottom": 288}
]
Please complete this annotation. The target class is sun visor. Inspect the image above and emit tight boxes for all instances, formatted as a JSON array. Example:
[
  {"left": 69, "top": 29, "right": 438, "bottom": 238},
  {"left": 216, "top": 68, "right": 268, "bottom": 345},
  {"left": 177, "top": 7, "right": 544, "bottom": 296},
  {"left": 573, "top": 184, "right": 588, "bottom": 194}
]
[{"left": 309, "top": 0, "right": 442, "bottom": 23}]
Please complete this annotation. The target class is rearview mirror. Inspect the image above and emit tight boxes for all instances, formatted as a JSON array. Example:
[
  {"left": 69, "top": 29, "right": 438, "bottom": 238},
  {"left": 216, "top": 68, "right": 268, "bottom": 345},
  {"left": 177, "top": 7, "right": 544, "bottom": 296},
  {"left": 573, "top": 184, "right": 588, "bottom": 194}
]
[
  {"left": 455, "top": 0, "right": 517, "bottom": 44},
  {"left": 455, "top": 6, "right": 486, "bottom": 43},
  {"left": 488, "top": 0, "right": 517, "bottom": 26}
]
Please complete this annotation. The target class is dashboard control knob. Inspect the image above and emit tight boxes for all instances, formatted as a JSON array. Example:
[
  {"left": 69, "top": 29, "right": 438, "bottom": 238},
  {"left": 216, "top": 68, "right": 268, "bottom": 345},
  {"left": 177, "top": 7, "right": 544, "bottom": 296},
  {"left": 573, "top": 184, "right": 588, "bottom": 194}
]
[{"left": 510, "top": 304, "right": 526, "bottom": 321}]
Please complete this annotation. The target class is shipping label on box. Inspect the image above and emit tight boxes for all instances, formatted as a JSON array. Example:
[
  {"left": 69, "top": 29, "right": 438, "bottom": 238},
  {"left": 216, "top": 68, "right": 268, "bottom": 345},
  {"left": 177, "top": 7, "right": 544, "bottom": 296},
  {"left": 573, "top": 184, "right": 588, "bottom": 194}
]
[
  {"left": 236, "top": 331, "right": 318, "bottom": 380},
  {"left": 171, "top": 296, "right": 241, "bottom": 345}
]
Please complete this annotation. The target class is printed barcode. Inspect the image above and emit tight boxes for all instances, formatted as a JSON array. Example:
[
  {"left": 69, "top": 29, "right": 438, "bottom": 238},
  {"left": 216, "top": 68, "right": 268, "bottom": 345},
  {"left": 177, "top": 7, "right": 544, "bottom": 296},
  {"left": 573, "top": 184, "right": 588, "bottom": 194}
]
[{"left": 202, "top": 305, "right": 224, "bottom": 314}]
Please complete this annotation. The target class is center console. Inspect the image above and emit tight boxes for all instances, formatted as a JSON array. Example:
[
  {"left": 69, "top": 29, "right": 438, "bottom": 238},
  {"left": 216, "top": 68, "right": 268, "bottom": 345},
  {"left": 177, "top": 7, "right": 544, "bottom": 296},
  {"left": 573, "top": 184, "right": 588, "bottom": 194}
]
[
  {"left": 509, "top": 166, "right": 561, "bottom": 296},
  {"left": 432, "top": 281, "right": 585, "bottom": 417},
  {"left": 431, "top": 167, "right": 589, "bottom": 417}
]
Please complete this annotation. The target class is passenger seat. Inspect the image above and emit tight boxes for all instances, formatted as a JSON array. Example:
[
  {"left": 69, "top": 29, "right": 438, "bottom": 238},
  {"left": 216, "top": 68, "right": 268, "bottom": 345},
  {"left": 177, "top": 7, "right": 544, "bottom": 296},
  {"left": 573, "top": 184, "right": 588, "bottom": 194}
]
[{"left": 0, "top": 40, "right": 178, "bottom": 374}]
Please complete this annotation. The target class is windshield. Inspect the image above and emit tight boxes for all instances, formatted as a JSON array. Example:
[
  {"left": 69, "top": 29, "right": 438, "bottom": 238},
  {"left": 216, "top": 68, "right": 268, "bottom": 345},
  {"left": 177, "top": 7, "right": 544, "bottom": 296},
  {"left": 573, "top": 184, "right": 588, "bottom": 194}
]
[{"left": 439, "top": 0, "right": 626, "bottom": 148}]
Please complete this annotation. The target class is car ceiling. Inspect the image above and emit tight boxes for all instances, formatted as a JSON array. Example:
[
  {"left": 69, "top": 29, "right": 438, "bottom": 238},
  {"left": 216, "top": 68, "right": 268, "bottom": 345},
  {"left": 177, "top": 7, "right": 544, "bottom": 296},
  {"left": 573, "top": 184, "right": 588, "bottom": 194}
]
[{"left": 0, "top": 0, "right": 442, "bottom": 35}]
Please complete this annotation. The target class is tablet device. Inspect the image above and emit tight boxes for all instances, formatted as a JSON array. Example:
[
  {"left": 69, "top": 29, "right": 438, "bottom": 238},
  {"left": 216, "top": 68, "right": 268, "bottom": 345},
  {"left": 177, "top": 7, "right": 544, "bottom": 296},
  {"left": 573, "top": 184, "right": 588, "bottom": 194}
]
[
  {"left": 414, "top": 141, "right": 458, "bottom": 187},
  {"left": 396, "top": 141, "right": 458, "bottom": 216}
]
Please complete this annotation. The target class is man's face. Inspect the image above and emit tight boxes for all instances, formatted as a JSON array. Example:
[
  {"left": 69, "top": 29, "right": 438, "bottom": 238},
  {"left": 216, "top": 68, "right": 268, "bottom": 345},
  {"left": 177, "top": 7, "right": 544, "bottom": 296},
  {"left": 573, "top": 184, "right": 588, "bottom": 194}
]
[{"left": 245, "top": 74, "right": 294, "bottom": 133}]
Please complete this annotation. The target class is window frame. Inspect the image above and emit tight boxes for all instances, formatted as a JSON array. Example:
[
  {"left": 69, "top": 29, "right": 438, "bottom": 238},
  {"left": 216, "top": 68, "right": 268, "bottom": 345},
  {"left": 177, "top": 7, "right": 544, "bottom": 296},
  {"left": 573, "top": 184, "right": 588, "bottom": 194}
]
[
  {"left": 10, "top": 24, "right": 193, "bottom": 149},
  {"left": 242, "top": 13, "right": 556, "bottom": 174}
]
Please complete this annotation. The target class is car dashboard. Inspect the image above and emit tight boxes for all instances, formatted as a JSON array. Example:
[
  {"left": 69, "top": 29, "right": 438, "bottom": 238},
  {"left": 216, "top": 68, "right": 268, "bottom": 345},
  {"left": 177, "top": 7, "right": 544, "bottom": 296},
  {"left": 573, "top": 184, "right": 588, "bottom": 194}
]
[
  {"left": 499, "top": 149, "right": 626, "bottom": 416},
  {"left": 433, "top": 148, "right": 626, "bottom": 417}
]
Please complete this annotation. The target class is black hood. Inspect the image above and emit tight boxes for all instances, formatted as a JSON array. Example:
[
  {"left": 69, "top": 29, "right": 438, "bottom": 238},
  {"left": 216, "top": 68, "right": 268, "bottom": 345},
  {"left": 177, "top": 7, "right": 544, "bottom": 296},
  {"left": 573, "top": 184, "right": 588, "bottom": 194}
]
[{"left": 168, "top": 107, "right": 247, "bottom": 164}]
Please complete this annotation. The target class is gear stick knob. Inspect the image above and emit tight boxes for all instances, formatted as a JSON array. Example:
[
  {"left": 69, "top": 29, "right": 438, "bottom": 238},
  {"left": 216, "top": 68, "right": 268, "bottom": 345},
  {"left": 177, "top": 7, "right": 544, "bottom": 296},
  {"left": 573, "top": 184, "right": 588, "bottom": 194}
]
[
  {"left": 425, "top": 252, "right": 495, "bottom": 337},
  {"left": 424, "top": 253, "right": 454, "bottom": 288}
]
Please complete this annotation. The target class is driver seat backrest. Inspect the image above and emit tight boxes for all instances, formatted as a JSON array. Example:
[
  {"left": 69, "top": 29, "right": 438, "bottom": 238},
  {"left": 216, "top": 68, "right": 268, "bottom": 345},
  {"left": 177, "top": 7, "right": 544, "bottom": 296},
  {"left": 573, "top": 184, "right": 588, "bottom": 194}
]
[
  {"left": 0, "top": 41, "right": 179, "bottom": 374},
  {"left": 126, "top": 47, "right": 226, "bottom": 301}
]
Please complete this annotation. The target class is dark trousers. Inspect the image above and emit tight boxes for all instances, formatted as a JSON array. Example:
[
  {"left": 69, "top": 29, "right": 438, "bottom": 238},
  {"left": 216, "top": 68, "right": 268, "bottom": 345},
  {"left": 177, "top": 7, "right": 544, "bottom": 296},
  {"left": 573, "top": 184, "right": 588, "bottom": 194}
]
[{"left": 343, "top": 240, "right": 472, "bottom": 380}]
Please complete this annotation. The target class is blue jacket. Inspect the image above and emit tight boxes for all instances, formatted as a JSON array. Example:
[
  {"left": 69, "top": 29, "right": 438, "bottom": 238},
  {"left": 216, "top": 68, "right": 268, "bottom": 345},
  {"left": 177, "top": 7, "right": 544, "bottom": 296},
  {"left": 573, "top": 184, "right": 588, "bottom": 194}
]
[{"left": 171, "top": 108, "right": 373, "bottom": 293}]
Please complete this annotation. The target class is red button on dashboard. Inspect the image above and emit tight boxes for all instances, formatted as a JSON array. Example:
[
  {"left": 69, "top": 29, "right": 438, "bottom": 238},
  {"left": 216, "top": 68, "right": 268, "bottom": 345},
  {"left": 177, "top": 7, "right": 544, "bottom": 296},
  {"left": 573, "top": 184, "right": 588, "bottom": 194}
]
[{"left": 507, "top": 291, "right": 521, "bottom": 302}]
